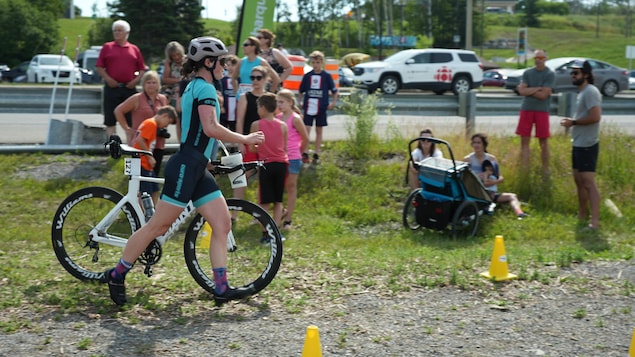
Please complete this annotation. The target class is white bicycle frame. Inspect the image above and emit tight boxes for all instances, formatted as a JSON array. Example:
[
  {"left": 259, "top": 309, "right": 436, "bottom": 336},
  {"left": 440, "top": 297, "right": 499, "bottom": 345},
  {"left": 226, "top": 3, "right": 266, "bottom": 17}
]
[{"left": 89, "top": 146, "right": 236, "bottom": 250}]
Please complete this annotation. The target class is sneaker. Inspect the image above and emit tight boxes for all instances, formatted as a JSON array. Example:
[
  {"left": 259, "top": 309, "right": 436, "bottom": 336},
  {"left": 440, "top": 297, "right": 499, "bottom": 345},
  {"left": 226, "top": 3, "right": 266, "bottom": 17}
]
[
  {"left": 103, "top": 268, "right": 127, "bottom": 306},
  {"left": 312, "top": 153, "right": 320, "bottom": 165},
  {"left": 213, "top": 286, "right": 246, "bottom": 306},
  {"left": 282, "top": 220, "right": 292, "bottom": 230},
  {"left": 517, "top": 212, "right": 529, "bottom": 220}
]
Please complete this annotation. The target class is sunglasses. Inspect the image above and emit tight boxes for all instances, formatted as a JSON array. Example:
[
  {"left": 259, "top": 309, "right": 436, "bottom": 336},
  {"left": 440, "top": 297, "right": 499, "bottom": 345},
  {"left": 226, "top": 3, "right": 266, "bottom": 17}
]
[
  {"left": 219, "top": 58, "right": 227, "bottom": 66},
  {"left": 250, "top": 75, "right": 264, "bottom": 81},
  {"left": 243, "top": 43, "right": 254, "bottom": 47},
  {"left": 534, "top": 56, "right": 546, "bottom": 60},
  {"left": 570, "top": 71, "right": 581, "bottom": 76},
  {"left": 257, "top": 36, "right": 264, "bottom": 39}
]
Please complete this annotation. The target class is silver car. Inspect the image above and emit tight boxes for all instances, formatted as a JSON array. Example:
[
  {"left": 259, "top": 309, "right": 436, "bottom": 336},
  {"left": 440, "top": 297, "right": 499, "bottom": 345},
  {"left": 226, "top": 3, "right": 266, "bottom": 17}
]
[{"left": 504, "top": 57, "right": 629, "bottom": 97}]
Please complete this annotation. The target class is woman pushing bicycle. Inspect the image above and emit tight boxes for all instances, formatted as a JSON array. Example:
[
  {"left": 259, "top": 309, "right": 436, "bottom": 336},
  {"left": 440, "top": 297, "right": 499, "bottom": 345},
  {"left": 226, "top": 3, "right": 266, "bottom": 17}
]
[{"left": 104, "top": 37, "right": 265, "bottom": 306}]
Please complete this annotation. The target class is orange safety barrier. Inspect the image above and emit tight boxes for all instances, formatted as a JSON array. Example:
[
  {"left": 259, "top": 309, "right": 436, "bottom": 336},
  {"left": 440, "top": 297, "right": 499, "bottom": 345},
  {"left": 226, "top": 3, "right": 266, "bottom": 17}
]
[
  {"left": 283, "top": 55, "right": 306, "bottom": 92},
  {"left": 325, "top": 59, "right": 340, "bottom": 88}
]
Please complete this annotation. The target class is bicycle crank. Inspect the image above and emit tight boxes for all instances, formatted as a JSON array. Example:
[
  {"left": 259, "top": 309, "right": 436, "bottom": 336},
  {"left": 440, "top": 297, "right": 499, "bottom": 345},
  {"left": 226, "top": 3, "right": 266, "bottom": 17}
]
[{"left": 138, "top": 239, "right": 162, "bottom": 277}]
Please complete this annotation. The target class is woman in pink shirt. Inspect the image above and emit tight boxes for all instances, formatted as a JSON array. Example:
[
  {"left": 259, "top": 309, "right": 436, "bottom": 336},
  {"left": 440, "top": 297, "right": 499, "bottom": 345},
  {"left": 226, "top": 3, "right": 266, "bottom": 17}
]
[{"left": 276, "top": 89, "right": 309, "bottom": 229}]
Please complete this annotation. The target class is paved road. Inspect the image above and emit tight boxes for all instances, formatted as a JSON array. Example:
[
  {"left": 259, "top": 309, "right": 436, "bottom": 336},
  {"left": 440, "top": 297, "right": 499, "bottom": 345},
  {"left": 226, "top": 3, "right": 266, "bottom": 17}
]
[{"left": 0, "top": 113, "right": 633, "bottom": 146}]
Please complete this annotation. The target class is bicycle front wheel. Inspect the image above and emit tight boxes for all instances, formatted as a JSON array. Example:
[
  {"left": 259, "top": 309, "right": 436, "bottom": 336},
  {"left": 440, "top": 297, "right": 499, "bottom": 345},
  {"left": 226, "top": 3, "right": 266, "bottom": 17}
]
[
  {"left": 51, "top": 187, "right": 141, "bottom": 281},
  {"left": 183, "top": 199, "right": 283, "bottom": 298}
]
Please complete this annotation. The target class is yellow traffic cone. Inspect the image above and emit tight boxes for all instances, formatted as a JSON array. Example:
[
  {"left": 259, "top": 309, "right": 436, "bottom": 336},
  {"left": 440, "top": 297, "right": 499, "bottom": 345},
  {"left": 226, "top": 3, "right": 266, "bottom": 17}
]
[
  {"left": 301, "top": 325, "right": 322, "bottom": 357},
  {"left": 630, "top": 327, "right": 635, "bottom": 357},
  {"left": 480, "top": 235, "right": 517, "bottom": 281},
  {"left": 197, "top": 222, "right": 212, "bottom": 249}
]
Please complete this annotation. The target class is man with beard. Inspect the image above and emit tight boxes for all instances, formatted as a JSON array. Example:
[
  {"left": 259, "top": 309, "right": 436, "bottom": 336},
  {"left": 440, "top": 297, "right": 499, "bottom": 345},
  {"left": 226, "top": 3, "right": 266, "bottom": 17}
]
[{"left": 560, "top": 60, "right": 602, "bottom": 231}]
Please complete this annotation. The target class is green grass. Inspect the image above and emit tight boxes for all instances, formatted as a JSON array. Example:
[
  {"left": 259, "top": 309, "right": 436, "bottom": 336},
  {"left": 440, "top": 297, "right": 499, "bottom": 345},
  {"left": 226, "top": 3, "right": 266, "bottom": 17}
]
[{"left": 0, "top": 125, "right": 633, "bottom": 325}]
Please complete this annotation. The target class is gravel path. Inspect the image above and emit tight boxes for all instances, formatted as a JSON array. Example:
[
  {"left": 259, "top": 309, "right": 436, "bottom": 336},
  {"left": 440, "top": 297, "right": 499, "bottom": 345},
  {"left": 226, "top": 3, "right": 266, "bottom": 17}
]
[{"left": 2, "top": 261, "right": 634, "bottom": 356}]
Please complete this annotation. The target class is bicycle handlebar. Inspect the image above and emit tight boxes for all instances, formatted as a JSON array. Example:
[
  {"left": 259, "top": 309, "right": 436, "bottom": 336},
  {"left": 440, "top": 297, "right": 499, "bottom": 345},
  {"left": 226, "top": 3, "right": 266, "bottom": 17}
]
[
  {"left": 105, "top": 135, "right": 262, "bottom": 176},
  {"left": 209, "top": 160, "right": 263, "bottom": 176}
]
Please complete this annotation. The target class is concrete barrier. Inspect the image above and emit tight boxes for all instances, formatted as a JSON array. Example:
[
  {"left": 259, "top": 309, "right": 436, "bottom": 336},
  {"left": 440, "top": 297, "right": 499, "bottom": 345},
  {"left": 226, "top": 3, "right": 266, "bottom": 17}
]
[{"left": 46, "top": 118, "right": 106, "bottom": 145}]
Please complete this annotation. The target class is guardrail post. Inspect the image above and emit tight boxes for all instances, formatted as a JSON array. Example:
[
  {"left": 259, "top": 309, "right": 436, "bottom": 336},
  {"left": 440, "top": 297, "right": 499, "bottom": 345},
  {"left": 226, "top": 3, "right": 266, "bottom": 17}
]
[
  {"left": 459, "top": 90, "right": 477, "bottom": 137},
  {"left": 557, "top": 92, "right": 576, "bottom": 117}
]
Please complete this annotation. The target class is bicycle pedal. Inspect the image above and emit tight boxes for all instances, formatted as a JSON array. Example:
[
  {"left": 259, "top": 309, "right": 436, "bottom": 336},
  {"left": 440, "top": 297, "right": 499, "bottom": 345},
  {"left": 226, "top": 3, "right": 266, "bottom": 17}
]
[{"left": 144, "top": 265, "right": 153, "bottom": 277}]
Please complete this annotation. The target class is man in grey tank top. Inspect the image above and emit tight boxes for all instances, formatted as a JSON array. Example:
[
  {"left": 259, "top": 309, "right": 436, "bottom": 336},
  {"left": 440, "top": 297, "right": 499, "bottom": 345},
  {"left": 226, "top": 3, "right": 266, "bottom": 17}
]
[{"left": 515, "top": 49, "right": 555, "bottom": 174}]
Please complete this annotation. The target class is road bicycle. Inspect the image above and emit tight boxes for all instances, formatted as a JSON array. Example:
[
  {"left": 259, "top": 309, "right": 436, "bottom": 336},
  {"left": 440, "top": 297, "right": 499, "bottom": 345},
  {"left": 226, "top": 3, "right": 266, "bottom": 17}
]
[{"left": 51, "top": 136, "right": 283, "bottom": 301}]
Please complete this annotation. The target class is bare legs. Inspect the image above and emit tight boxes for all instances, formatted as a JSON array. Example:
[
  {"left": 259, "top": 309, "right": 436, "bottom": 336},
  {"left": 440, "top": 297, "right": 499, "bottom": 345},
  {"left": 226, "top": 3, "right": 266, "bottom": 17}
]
[
  {"left": 539, "top": 137, "right": 549, "bottom": 173},
  {"left": 284, "top": 173, "right": 299, "bottom": 226},
  {"left": 520, "top": 136, "right": 550, "bottom": 174},
  {"left": 573, "top": 170, "right": 600, "bottom": 229},
  {"left": 305, "top": 125, "right": 323, "bottom": 155}
]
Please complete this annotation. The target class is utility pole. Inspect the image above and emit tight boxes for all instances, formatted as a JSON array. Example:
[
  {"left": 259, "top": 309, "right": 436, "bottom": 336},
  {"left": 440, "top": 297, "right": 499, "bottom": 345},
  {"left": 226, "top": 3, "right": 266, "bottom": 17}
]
[
  {"left": 596, "top": 0, "right": 600, "bottom": 39},
  {"left": 466, "top": 0, "right": 473, "bottom": 49},
  {"left": 379, "top": 0, "right": 384, "bottom": 60}
]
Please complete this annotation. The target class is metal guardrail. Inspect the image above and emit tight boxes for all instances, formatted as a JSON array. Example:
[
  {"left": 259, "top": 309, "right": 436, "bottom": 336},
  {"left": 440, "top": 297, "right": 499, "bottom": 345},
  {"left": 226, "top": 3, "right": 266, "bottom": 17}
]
[
  {"left": 0, "top": 86, "right": 633, "bottom": 116},
  {"left": 0, "top": 86, "right": 102, "bottom": 114}
]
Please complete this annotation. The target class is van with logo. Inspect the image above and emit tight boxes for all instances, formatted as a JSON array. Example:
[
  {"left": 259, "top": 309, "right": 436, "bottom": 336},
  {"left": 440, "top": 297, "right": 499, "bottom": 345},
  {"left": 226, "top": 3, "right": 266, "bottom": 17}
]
[
  {"left": 77, "top": 46, "right": 102, "bottom": 83},
  {"left": 352, "top": 49, "right": 483, "bottom": 95}
]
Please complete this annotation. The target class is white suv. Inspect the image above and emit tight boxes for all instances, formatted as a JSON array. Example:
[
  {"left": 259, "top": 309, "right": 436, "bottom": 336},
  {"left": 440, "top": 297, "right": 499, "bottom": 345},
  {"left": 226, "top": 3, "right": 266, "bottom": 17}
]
[{"left": 352, "top": 49, "right": 483, "bottom": 95}]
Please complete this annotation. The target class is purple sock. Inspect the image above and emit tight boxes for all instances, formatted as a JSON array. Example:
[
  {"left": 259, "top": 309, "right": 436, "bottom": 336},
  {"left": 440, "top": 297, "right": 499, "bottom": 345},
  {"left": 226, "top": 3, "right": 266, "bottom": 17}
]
[
  {"left": 213, "top": 267, "right": 229, "bottom": 295},
  {"left": 111, "top": 258, "right": 134, "bottom": 281}
]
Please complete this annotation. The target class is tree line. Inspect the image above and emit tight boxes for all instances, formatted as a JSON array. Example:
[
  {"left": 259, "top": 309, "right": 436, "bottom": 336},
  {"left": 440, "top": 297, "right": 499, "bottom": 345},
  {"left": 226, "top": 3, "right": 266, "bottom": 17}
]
[{"left": 0, "top": 0, "right": 632, "bottom": 67}]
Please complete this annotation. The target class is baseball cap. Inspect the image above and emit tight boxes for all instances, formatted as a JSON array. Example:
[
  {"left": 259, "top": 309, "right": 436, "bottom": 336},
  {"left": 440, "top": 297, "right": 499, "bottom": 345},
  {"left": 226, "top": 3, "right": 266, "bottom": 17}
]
[{"left": 570, "top": 59, "right": 592, "bottom": 74}]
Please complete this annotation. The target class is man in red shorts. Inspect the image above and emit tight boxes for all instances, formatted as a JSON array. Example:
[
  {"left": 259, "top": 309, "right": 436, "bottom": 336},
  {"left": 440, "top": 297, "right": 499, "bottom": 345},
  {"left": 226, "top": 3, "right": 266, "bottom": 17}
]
[{"left": 515, "top": 49, "right": 555, "bottom": 174}]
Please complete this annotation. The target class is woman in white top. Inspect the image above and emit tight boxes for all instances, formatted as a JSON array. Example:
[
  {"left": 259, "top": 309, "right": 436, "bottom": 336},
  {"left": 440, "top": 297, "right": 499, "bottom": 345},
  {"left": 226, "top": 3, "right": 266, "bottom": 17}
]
[{"left": 408, "top": 129, "right": 443, "bottom": 190}]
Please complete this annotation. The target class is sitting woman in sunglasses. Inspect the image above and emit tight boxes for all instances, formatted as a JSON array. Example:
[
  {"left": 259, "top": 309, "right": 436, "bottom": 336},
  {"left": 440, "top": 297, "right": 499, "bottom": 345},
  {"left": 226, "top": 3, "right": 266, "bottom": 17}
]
[
  {"left": 407, "top": 128, "right": 443, "bottom": 190},
  {"left": 231, "top": 36, "right": 281, "bottom": 98}
]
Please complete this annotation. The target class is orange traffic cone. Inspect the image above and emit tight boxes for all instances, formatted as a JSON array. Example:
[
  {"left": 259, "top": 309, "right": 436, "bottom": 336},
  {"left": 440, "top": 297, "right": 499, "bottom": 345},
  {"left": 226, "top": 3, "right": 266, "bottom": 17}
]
[
  {"left": 480, "top": 235, "right": 517, "bottom": 281},
  {"left": 301, "top": 325, "right": 322, "bottom": 357},
  {"left": 630, "top": 327, "right": 635, "bottom": 357}
]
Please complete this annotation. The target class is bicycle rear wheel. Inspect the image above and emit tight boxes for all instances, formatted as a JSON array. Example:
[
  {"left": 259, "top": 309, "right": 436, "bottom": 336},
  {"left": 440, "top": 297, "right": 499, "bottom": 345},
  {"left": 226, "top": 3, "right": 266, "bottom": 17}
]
[
  {"left": 183, "top": 199, "right": 283, "bottom": 298},
  {"left": 51, "top": 187, "right": 141, "bottom": 281},
  {"left": 403, "top": 189, "right": 422, "bottom": 230}
]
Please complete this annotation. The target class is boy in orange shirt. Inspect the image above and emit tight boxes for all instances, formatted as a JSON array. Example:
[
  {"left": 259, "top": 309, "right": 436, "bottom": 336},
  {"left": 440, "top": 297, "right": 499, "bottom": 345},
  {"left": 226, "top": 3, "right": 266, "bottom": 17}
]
[{"left": 132, "top": 105, "right": 178, "bottom": 203}]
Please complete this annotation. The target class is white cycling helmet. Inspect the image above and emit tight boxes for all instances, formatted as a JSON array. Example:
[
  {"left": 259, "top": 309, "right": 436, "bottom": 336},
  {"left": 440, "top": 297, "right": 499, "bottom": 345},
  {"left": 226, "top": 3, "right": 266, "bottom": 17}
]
[{"left": 188, "top": 37, "right": 228, "bottom": 62}]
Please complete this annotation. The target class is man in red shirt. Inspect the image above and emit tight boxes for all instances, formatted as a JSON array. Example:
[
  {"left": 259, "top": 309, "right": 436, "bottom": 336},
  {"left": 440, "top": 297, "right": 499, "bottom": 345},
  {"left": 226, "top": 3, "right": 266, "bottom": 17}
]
[
  {"left": 132, "top": 105, "right": 178, "bottom": 203},
  {"left": 95, "top": 20, "right": 146, "bottom": 137}
]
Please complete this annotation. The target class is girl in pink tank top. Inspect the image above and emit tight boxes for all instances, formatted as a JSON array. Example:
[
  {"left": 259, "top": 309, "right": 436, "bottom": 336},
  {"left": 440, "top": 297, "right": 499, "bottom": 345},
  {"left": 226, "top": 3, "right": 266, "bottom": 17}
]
[{"left": 275, "top": 89, "right": 309, "bottom": 229}]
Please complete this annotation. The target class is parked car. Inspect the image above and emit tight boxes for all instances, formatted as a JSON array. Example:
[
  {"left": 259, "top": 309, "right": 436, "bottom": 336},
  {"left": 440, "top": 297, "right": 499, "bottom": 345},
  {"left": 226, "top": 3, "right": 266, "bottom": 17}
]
[
  {"left": 339, "top": 67, "right": 354, "bottom": 87},
  {"left": 26, "top": 54, "right": 81, "bottom": 84},
  {"left": 629, "top": 70, "right": 635, "bottom": 90},
  {"left": 504, "top": 57, "right": 629, "bottom": 97},
  {"left": 1, "top": 61, "right": 29, "bottom": 82},
  {"left": 482, "top": 68, "right": 514, "bottom": 87},
  {"left": 352, "top": 48, "right": 483, "bottom": 95}
]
